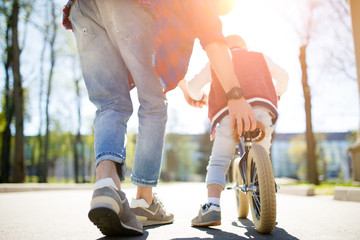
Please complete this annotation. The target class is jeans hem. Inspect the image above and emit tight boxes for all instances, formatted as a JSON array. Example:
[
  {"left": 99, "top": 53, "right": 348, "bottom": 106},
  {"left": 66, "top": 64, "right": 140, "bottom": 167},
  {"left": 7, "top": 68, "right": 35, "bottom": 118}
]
[
  {"left": 206, "top": 180, "right": 226, "bottom": 189},
  {"left": 95, "top": 153, "right": 127, "bottom": 181},
  {"left": 131, "top": 176, "right": 158, "bottom": 187}
]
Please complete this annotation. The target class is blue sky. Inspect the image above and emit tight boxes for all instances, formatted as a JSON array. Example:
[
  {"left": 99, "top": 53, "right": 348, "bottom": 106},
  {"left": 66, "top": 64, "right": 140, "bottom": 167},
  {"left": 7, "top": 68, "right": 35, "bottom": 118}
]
[
  {"left": 6, "top": 0, "right": 358, "bottom": 136},
  {"left": 163, "top": 0, "right": 359, "bottom": 134}
]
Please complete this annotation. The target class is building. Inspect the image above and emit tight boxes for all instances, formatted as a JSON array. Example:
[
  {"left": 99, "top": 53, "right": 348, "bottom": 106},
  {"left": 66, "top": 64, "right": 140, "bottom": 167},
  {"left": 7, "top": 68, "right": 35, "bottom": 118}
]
[{"left": 271, "top": 132, "right": 353, "bottom": 181}]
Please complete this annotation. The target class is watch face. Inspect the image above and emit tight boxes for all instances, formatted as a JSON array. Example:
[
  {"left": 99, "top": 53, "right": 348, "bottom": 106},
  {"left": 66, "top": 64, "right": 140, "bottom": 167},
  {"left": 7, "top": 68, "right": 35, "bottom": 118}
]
[{"left": 226, "top": 87, "right": 244, "bottom": 100}]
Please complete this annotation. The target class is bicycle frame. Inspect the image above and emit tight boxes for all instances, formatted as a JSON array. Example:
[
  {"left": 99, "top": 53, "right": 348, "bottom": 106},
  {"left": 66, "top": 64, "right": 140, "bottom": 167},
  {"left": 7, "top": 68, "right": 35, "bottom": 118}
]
[
  {"left": 230, "top": 126, "right": 279, "bottom": 234},
  {"left": 238, "top": 132, "right": 258, "bottom": 194},
  {"left": 235, "top": 132, "right": 279, "bottom": 194}
]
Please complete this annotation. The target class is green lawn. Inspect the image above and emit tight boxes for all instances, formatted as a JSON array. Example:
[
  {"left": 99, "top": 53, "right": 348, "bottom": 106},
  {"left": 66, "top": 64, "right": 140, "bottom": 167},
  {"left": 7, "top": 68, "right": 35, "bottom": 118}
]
[{"left": 280, "top": 180, "right": 360, "bottom": 195}]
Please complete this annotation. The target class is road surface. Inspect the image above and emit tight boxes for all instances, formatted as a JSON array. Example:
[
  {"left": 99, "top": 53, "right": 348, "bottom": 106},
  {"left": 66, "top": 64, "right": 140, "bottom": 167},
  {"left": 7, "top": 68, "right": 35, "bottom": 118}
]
[{"left": 0, "top": 182, "right": 359, "bottom": 240}]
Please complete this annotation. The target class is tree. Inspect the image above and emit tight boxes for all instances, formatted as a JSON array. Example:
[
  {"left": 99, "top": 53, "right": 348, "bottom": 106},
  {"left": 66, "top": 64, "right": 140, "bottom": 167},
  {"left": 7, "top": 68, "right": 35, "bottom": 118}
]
[
  {"left": 299, "top": 43, "right": 319, "bottom": 185},
  {"left": 287, "top": 0, "right": 321, "bottom": 185},
  {"left": 164, "top": 134, "right": 197, "bottom": 181},
  {"left": 11, "top": 0, "right": 25, "bottom": 183},
  {"left": 349, "top": 0, "right": 360, "bottom": 143},
  {"left": 288, "top": 134, "right": 307, "bottom": 179},
  {"left": 40, "top": 1, "right": 58, "bottom": 183},
  {"left": 0, "top": 1, "right": 14, "bottom": 183},
  {"left": 34, "top": 2, "right": 49, "bottom": 182},
  {"left": 195, "top": 124, "right": 212, "bottom": 176},
  {"left": 72, "top": 57, "right": 83, "bottom": 183},
  {"left": 0, "top": 0, "right": 33, "bottom": 183}
]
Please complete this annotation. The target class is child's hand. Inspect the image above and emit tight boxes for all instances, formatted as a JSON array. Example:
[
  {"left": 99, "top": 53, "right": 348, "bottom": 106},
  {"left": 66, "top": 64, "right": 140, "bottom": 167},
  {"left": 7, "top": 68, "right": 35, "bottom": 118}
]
[
  {"left": 178, "top": 79, "right": 207, "bottom": 108},
  {"left": 186, "top": 93, "right": 208, "bottom": 108}
]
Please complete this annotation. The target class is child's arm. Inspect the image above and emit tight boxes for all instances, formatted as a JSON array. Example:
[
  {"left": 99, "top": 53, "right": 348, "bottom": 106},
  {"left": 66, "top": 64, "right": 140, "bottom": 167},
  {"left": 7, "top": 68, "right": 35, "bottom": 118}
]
[
  {"left": 263, "top": 55, "right": 289, "bottom": 98},
  {"left": 186, "top": 63, "right": 212, "bottom": 101},
  {"left": 178, "top": 79, "right": 207, "bottom": 108}
]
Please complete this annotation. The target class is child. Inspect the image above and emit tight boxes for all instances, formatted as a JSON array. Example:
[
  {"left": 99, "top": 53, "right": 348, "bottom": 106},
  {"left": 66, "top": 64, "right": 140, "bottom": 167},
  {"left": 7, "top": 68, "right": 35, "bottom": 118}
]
[{"left": 179, "top": 35, "right": 288, "bottom": 226}]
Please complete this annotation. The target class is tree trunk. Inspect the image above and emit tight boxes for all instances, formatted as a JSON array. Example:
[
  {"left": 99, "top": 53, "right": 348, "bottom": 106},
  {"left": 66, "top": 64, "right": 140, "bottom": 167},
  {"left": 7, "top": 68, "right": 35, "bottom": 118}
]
[
  {"left": 37, "top": 15, "right": 48, "bottom": 183},
  {"left": 41, "top": 2, "right": 58, "bottom": 183},
  {"left": 73, "top": 134, "right": 80, "bottom": 183},
  {"left": 11, "top": 0, "right": 26, "bottom": 183},
  {"left": 299, "top": 45, "right": 319, "bottom": 185},
  {"left": 349, "top": 0, "right": 360, "bottom": 142},
  {"left": 0, "top": 14, "right": 14, "bottom": 183}
]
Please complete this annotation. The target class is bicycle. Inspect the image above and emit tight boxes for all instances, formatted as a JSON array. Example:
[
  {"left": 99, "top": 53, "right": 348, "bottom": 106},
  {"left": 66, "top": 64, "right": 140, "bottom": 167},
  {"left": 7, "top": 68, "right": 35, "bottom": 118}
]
[{"left": 228, "top": 122, "right": 279, "bottom": 234}]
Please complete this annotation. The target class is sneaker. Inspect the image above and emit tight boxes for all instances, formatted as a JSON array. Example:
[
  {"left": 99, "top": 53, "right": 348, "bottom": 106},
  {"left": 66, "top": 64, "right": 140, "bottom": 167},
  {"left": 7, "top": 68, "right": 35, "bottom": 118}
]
[
  {"left": 130, "top": 193, "right": 174, "bottom": 226},
  {"left": 191, "top": 203, "right": 221, "bottom": 227},
  {"left": 88, "top": 186, "right": 143, "bottom": 236}
]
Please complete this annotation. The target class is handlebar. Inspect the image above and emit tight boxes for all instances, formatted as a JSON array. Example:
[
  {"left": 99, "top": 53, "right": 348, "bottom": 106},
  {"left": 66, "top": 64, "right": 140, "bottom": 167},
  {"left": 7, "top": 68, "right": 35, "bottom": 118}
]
[{"left": 234, "top": 121, "right": 266, "bottom": 143}]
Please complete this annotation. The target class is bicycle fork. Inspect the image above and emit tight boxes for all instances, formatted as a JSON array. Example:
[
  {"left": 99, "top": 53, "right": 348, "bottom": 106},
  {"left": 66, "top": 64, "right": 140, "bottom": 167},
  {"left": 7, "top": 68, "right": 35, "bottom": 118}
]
[{"left": 228, "top": 136, "right": 280, "bottom": 193}]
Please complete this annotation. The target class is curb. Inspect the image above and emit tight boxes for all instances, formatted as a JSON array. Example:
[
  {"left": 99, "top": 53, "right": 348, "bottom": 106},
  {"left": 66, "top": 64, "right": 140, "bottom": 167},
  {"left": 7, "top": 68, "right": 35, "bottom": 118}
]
[
  {"left": 0, "top": 183, "right": 93, "bottom": 193},
  {"left": 277, "top": 185, "right": 315, "bottom": 196},
  {"left": 333, "top": 186, "right": 360, "bottom": 202}
]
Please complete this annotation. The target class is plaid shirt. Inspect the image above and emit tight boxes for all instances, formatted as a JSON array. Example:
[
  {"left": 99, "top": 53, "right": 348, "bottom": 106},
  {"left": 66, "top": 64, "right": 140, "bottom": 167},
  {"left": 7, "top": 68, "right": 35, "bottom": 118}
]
[{"left": 62, "top": 0, "right": 226, "bottom": 93}]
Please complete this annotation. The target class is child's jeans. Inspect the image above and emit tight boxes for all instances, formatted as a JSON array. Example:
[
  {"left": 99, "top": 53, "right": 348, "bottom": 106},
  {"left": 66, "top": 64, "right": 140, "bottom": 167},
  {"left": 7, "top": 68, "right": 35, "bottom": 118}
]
[
  {"left": 70, "top": 0, "right": 167, "bottom": 186},
  {"left": 205, "top": 106, "right": 274, "bottom": 188}
]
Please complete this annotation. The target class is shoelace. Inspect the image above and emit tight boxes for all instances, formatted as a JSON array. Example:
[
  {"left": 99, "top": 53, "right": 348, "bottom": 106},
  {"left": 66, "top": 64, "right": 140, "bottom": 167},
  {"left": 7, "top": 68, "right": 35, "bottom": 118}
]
[
  {"left": 202, "top": 203, "right": 220, "bottom": 211},
  {"left": 153, "top": 193, "right": 167, "bottom": 212}
]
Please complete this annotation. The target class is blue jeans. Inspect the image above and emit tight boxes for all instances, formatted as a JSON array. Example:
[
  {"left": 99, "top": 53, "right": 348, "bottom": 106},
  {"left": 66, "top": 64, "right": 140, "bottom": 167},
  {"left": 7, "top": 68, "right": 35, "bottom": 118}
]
[{"left": 70, "top": 0, "right": 167, "bottom": 187}]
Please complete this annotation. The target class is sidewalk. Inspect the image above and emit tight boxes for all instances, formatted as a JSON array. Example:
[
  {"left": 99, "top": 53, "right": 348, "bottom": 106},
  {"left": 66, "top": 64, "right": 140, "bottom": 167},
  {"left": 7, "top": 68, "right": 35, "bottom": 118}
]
[
  {"left": 1, "top": 179, "right": 360, "bottom": 202},
  {"left": 0, "top": 183, "right": 93, "bottom": 193}
]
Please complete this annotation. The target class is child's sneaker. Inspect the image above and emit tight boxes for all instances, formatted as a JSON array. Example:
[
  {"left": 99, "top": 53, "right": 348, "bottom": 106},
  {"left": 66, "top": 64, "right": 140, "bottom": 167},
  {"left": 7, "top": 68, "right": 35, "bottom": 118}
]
[
  {"left": 191, "top": 203, "right": 221, "bottom": 227},
  {"left": 130, "top": 193, "right": 174, "bottom": 226}
]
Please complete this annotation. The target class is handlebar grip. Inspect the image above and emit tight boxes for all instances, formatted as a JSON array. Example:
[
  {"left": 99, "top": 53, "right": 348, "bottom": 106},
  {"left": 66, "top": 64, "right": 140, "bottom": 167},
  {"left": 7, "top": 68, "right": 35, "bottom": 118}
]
[{"left": 234, "top": 121, "right": 266, "bottom": 143}]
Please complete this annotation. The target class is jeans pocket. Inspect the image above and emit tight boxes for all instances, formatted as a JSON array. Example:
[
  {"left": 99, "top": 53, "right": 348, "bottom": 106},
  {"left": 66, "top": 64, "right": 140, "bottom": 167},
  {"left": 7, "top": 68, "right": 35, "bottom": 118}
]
[{"left": 70, "top": 0, "right": 96, "bottom": 52}]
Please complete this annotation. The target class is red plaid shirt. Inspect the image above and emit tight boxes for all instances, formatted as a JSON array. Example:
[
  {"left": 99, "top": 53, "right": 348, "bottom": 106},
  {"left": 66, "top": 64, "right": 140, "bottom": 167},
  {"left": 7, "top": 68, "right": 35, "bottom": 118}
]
[{"left": 62, "top": 0, "right": 226, "bottom": 93}]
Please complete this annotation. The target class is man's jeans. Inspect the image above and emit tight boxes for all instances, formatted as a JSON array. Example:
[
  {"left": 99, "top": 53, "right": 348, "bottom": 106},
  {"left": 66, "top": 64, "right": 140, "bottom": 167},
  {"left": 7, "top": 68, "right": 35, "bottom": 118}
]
[
  {"left": 206, "top": 107, "right": 274, "bottom": 188},
  {"left": 70, "top": 0, "right": 167, "bottom": 187}
]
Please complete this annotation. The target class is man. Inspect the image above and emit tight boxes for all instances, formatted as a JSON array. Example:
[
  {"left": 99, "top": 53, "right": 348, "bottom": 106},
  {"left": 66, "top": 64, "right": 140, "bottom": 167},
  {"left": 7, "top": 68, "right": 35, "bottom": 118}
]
[
  {"left": 62, "top": 0, "right": 254, "bottom": 236},
  {"left": 63, "top": 0, "right": 172, "bottom": 236}
]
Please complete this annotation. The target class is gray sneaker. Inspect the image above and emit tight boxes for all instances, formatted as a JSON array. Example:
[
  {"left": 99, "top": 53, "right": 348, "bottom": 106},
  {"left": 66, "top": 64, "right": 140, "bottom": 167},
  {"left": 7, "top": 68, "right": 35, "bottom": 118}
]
[
  {"left": 130, "top": 194, "right": 174, "bottom": 226},
  {"left": 191, "top": 203, "right": 221, "bottom": 227},
  {"left": 88, "top": 186, "right": 143, "bottom": 236}
]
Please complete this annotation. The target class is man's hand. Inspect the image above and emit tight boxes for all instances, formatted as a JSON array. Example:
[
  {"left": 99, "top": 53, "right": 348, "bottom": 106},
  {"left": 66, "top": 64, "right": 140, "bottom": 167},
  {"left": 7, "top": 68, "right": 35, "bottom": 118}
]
[{"left": 228, "top": 98, "right": 256, "bottom": 136}]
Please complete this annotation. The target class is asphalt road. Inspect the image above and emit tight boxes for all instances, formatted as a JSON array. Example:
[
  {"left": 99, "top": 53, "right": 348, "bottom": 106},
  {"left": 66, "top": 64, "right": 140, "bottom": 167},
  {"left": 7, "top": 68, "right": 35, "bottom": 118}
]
[{"left": 0, "top": 182, "right": 359, "bottom": 240}]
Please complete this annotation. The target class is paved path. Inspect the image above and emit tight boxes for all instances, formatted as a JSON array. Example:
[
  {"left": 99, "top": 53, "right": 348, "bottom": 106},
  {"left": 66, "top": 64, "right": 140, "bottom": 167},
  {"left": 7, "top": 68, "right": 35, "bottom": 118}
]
[{"left": 0, "top": 182, "right": 359, "bottom": 240}]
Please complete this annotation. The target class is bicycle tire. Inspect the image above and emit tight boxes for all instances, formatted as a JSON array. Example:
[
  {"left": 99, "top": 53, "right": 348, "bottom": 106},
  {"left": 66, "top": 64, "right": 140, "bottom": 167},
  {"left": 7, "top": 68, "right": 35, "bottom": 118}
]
[
  {"left": 246, "top": 144, "right": 276, "bottom": 233},
  {"left": 232, "top": 157, "right": 249, "bottom": 218}
]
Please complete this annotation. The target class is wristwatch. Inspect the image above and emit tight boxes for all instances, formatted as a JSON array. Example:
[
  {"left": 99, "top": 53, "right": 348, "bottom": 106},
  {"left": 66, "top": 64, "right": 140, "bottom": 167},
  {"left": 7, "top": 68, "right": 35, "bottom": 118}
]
[{"left": 225, "top": 87, "right": 244, "bottom": 101}]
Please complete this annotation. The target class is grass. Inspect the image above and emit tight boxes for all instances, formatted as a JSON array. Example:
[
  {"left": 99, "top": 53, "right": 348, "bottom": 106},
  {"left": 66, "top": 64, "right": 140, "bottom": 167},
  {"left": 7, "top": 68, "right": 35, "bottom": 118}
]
[
  {"left": 280, "top": 179, "right": 360, "bottom": 195},
  {"left": 314, "top": 181, "right": 360, "bottom": 195}
]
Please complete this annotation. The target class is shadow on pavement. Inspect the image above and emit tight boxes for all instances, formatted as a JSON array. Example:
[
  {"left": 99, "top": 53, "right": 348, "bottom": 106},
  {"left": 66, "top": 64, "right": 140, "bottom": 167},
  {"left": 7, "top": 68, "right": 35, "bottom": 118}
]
[
  {"left": 233, "top": 218, "right": 300, "bottom": 240},
  {"left": 95, "top": 219, "right": 299, "bottom": 240},
  {"left": 172, "top": 226, "right": 247, "bottom": 240},
  {"left": 96, "top": 230, "right": 150, "bottom": 240}
]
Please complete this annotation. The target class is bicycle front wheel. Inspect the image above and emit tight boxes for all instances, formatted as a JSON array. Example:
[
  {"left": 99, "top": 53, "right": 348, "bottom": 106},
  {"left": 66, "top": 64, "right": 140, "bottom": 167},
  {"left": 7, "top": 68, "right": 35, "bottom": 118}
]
[
  {"left": 246, "top": 144, "right": 276, "bottom": 233},
  {"left": 232, "top": 157, "right": 249, "bottom": 218}
]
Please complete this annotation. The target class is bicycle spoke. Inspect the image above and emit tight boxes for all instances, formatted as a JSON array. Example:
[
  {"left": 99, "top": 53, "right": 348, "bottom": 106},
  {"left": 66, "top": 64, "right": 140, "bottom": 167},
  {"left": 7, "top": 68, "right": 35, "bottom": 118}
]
[
  {"left": 250, "top": 158, "right": 261, "bottom": 218},
  {"left": 252, "top": 167, "right": 258, "bottom": 184},
  {"left": 254, "top": 194, "right": 260, "bottom": 210},
  {"left": 253, "top": 193, "right": 261, "bottom": 217}
]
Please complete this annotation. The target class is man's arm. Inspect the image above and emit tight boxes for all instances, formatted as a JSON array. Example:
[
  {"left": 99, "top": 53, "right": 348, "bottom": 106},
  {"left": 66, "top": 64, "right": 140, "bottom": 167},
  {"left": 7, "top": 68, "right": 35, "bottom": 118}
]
[{"left": 205, "top": 42, "right": 256, "bottom": 135}]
